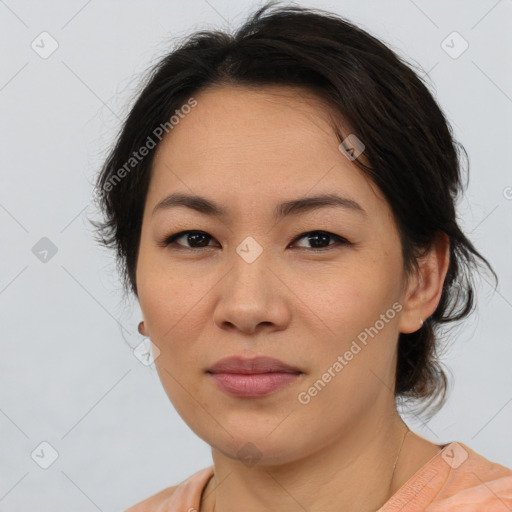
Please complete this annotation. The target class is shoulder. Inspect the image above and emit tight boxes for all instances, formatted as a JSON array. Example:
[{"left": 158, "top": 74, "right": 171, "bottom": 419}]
[
  {"left": 124, "top": 485, "right": 178, "bottom": 512},
  {"left": 425, "top": 442, "right": 512, "bottom": 511},
  {"left": 446, "top": 441, "right": 512, "bottom": 482}
]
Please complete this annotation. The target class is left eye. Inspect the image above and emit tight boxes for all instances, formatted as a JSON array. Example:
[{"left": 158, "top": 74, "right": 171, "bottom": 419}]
[
  {"left": 162, "top": 230, "right": 349, "bottom": 251},
  {"left": 289, "top": 230, "right": 350, "bottom": 250}
]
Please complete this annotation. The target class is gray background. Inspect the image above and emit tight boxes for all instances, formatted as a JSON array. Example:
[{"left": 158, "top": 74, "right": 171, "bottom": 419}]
[{"left": 1, "top": 0, "right": 511, "bottom": 510}]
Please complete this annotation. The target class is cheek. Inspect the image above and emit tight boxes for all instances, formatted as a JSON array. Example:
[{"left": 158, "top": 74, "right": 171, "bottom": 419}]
[
  {"left": 137, "top": 274, "right": 195, "bottom": 387},
  {"left": 139, "top": 273, "right": 207, "bottom": 410},
  {"left": 311, "top": 257, "right": 398, "bottom": 328},
  {"left": 137, "top": 250, "right": 204, "bottom": 334},
  {"left": 305, "top": 255, "right": 402, "bottom": 377}
]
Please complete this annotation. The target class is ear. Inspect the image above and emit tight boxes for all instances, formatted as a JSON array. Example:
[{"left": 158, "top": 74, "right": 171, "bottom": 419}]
[{"left": 398, "top": 232, "right": 450, "bottom": 334}]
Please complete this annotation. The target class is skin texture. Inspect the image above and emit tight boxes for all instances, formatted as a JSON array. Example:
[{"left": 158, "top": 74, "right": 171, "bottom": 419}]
[{"left": 134, "top": 85, "right": 450, "bottom": 512}]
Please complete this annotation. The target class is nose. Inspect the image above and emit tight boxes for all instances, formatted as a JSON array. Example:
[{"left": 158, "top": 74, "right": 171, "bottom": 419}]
[{"left": 212, "top": 251, "right": 291, "bottom": 335}]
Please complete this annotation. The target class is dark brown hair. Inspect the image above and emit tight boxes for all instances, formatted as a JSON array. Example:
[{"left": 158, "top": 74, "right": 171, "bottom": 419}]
[{"left": 90, "top": 1, "right": 497, "bottom": 419}]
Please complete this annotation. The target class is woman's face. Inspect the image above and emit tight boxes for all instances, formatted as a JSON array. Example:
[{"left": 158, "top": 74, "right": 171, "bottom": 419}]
[{"left": 136, "top": 85, "right": 418, "bottom": 464}]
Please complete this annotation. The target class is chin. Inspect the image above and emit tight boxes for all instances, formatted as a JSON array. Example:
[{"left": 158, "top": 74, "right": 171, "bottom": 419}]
[{"left": 200, "top": 426, "right": 316, "bottom": 467}]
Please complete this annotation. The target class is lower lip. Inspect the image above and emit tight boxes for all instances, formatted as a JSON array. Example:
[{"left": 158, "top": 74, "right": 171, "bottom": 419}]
[{"left": 209, "top": 372, "right": 301, "bottom": 397}]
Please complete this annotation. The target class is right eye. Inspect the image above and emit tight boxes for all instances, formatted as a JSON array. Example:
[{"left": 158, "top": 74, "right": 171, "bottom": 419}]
[{"left": 161, "top": 230, "right": 219, "bottom": 250}]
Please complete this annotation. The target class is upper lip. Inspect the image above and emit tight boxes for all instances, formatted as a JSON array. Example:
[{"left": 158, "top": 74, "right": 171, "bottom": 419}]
[{"left": 207, "top": 356, "right": 302, "bottom": 374}]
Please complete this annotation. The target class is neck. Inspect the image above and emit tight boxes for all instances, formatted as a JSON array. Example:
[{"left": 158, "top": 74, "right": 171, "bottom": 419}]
[{"left": 200, "top": 407, "right": 430, "bottom": 512}]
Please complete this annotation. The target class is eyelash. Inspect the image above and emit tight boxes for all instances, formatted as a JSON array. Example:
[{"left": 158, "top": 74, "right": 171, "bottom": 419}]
[{"left": 160, "top": 230, "right": 351, "bottom": 252}]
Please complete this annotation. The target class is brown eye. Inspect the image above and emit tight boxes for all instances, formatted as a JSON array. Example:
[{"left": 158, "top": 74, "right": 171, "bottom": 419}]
[
  {"left": 161, "top": 229, "right": 350, "bottom": 252},
  {"left": 290, "top": 230, "right": 350, "bottom": 250},
  {"left": 163, "top": 230, "right": 217, "bottom": 249}
]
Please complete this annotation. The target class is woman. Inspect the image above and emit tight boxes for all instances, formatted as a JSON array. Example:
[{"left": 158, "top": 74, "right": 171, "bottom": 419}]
[{"left": 92, "top": 3, "right": 512, "bottom": 511}]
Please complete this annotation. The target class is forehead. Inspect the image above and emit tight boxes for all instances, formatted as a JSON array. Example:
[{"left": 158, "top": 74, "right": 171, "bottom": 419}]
[
  {"left": 147, "top": 84, "right": 386, "bottom": 219},
  {"left": 155, "top": 84, "right": 341, "bottom": 158}
]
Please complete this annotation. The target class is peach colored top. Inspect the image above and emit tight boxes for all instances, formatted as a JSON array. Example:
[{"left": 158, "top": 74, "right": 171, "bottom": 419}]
[{"left": 133, "top": 442, "right": 512, "bottom": 511}]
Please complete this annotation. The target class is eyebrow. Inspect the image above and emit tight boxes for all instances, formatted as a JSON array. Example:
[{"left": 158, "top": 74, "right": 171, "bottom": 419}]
[{"left": 151, "top": 192, "right": 367, "bottom": 220}]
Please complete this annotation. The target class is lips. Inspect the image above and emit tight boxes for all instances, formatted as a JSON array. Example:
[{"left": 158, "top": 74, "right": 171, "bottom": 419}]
[
  {"left": 206, "top": 356, "right": 303, "bottom": 398},
  {"left": 206, "top": 356, "right": 302, "bottom": 375}
]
